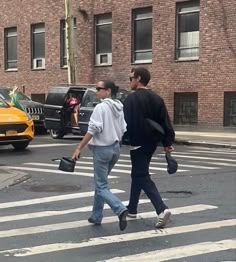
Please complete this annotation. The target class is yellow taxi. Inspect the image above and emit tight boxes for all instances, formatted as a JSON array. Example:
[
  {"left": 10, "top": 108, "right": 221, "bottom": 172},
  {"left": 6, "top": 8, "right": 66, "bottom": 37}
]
[{"left": 0, "top": 97, "right": 34, "bottom": 150}]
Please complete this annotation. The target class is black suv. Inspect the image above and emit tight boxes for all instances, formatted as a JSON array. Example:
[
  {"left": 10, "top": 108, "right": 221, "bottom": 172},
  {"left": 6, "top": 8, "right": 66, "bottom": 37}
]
[
  {"left": 0, "top": 87, "right": 45, "bottom": 130},
  {"left": 44, "top": 85, "right": 130, "bottom": 140}
]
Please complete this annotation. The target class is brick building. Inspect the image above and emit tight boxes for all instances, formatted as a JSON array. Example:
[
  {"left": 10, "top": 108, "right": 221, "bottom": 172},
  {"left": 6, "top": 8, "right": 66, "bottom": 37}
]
[{"left": 0, "top": 0, "right": 235, "bottom": 129}]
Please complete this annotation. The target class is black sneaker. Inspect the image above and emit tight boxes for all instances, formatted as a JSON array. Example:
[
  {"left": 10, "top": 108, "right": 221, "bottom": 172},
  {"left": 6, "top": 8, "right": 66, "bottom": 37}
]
[
  {"left": 118, "top": 210, "right": 128, "bottom": 231},
  {"left": 88, "top": 217, "right": 101, "bottom": 225}
]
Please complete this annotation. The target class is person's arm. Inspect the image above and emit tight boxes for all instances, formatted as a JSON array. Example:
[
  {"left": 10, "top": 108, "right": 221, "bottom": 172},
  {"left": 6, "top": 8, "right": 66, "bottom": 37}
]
[{"left": 72, "top": 132, "right": 93, "bottom": 160}]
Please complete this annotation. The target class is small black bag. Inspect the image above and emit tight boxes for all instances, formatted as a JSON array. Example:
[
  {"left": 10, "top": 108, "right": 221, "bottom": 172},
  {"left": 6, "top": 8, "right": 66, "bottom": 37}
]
[
  {"left": 165, "top": 152, "right": 178, "bottom": 174},
  {"left": 58, "top": 157, "right": 76, "bottom": 172}
]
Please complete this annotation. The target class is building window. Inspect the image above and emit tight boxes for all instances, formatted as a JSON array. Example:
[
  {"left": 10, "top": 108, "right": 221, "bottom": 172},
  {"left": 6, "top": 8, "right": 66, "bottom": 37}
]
[
  {"left": 32, "top": 23, "right": 45, "bottom": 69},
  {"left": 95, "top": 13, "right": 112, "bottom": 66},
  {"left": 176, "top": 1, "right": 200, "bottom": 60},
  {"left": 132, "top": 7, "right": 152, "bottom": 63},
  {"left": 224, "top": 92, "right": 236, "bottom": 127},
  {"left": 4, "top": 27, "right": 17, "bottom": 70},
  {"left": 61, "top": 18, "right": 77, "bottom": 67},
  {"left": 174, "top": 92, "right": 198, "bottom": 125}
]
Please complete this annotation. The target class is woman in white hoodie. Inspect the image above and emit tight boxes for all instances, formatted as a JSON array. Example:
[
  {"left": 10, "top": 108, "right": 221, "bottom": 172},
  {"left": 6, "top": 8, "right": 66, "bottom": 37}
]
[{"left": 72, "top": 80, "right": 128, "bottom": 231}]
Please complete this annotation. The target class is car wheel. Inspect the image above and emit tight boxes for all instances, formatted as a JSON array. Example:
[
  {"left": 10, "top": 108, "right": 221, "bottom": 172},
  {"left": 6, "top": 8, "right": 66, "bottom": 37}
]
[
  {"left": 12, "top": 141, "right": 30, "bottom": 150},
  {"left": 50, "top": 129, "right": 65, "bottom": 139}
]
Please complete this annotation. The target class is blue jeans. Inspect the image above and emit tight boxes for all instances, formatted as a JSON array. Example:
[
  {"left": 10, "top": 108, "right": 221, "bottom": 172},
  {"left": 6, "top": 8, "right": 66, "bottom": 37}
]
[
  {"left": 88, "top": 142, "right": 126, "bottom": 223},
  {"left": 127, "top": 144, "right": 168, "bottom": 215}
]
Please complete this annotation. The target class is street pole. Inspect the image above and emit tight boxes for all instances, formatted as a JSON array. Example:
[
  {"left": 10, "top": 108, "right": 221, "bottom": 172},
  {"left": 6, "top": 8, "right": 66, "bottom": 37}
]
[{"left": 65, "top": 0, "right": 76, "bottom": 85}]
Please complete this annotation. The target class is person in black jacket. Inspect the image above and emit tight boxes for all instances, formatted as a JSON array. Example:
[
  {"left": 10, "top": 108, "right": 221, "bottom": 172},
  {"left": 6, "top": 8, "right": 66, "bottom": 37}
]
[{"left": 123, "top": 67, "right": 175, "bottom": 228}]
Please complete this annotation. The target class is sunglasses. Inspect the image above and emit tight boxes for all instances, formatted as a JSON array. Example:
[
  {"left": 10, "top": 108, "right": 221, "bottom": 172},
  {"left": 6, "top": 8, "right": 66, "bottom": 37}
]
[
  {"left": 129, "top": 76, "right": 136, "bottom": 82},
  {"left": 96, "top": 87, "right": 107, "bottom": 91}
]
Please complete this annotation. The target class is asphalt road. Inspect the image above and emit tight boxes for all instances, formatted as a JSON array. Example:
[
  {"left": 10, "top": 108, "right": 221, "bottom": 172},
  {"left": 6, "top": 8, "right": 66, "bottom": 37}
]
[{"left": 0, "top": 135, "right": 235, "bottom": 262}]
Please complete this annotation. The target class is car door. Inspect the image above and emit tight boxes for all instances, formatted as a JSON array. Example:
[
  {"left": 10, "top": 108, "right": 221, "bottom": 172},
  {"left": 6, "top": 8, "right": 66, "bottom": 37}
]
[
  {"left": 79, "top": 89, "right": 100, "bottom": 135},
  {"left": 44, "top": 86, "right": 70, "bottom": 130}
]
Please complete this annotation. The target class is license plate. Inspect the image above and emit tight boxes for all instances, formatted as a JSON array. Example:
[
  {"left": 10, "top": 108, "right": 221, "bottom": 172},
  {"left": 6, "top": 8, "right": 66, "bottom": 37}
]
[
  {"left": 6, "top": 130, "right": 17, "bottom": 136},
  {"left": 31, "top": 115, "right": 40, "bottom": 120}
]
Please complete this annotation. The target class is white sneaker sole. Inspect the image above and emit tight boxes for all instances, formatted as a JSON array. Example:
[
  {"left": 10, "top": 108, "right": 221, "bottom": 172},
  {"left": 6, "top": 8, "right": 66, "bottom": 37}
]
[{"left": 156, "top": 210, "right": 171, "bottom": 228}]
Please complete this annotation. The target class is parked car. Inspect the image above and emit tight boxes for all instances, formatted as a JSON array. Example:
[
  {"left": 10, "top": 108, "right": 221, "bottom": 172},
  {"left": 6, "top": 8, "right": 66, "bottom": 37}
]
[
  {"left": 0, "top": 97, "right": 34, "bottom": 150},
  {"left": 0, "top": 87, "right": 45, "bottom": 130},
  {"left": 44, "top": 85, "right": 130, "bottom": 141}
]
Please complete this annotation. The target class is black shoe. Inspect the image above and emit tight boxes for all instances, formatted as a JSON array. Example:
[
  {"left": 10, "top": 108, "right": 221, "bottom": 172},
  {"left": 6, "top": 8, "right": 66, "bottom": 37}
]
[
  {"left": 118, "top": 210, "right": 128, "bottom": 231},
  {"left": 88, "top": 217, "right": 101, "bottom": 225}
]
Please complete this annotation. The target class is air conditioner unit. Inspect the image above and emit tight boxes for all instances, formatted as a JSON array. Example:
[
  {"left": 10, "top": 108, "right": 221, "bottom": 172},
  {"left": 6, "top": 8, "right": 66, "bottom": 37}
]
[
  {"left": 96, "top": 53, "right": 112, "bottom": 65},
  {"left": 33, "top": 58, "right": 45, "bottom": 69}
]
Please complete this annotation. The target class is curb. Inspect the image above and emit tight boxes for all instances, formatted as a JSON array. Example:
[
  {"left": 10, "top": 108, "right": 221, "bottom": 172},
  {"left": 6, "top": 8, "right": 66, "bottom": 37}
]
[
  {"left": 0, "top": 168, "right": 31, "bottom": 190},
  {"left": 175, "top": 139, "right": 236, "bottom": 149}
]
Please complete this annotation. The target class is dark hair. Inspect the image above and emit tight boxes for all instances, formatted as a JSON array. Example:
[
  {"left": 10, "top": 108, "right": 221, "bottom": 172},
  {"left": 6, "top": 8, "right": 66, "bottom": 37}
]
[
  {"left": 103, "top": 80, "right": 119, "bottom": 98},
  {"left": 131, "top": 67, "right": 151, "bottom": 86}
]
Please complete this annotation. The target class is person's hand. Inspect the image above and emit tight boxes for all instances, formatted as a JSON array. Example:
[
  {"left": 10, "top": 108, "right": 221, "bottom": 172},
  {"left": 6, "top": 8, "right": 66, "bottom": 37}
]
[
  {"left": 72, "top": 147, "right": 81, "bottom": 160},
  {"left": 164, "top": 146, "right": 174, "bottom": 153}
]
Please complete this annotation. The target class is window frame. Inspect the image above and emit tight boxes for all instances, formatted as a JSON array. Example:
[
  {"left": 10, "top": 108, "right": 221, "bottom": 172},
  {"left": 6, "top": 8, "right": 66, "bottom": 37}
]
[
  {"left": 4, "top": 27, "right": 18, "bottom": 71},
  {"left": 176, "top": 1, "right": 200, "bottom": 61},
  {"left": 94, "top": 13, "right": 112, "bottom": 66},
  {"left": 31, "top": 23, "right": 46, "bottom": 70},
  {"left": 132, "top": 7, "right": 153, "bottom": 64}
]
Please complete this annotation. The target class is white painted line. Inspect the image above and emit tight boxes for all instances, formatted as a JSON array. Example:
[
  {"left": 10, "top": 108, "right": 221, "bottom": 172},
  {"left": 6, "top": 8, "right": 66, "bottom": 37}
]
[
  {"left": 120, "top": 154, "right": 236, "bottom": 163},
  {"left": 24, "top": 162, "right": 188, "bottom": 173},
  {"left": 0, "top": 189, "right": 124, "bottom": 209},
  {"left": 2, "top": 217, "right": 235, "bottom": 258},
  {"left": 100, "top": 239, "right": 236, "bottom": 262},
  {"left": 23, "top": 162, "right": 134, "bottom": 174},
  {"left": 0, "top": 199, "right": 151, "bottom": 223},
  {"left": 1, "top": 166, "right": 118, "bottom": 178},
  {"left": 180, "top": 159, "right": 236, "bottom": 167},
  {"left": 189, "top": 150, "right": 236, "bottom": 155},
  {"left": 29, "top": 143, "right": 77, "bottom": 148},
  {"left": 0, "top": 204, "right": 217, "bottom": 239},
  {"left": 149, "top": 161, "right": 220, "bottom": 170}
]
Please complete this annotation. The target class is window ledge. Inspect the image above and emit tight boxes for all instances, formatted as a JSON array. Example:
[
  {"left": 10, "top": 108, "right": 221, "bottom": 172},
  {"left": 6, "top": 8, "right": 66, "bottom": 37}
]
[
  {"left": 94, "top": 64, "right": 112, "bottom": 67},
  {"left": 131, "top": 60, "right": 152, "bottom": 65},
  {"left": 5, "top": 69, "right": 18, "bottom": 72},
  {"left": 31, "top": 68, "right": 46, "bottom": 71},
  {"left": 175, "top": 58, "right": 199, "bottom": 62}
]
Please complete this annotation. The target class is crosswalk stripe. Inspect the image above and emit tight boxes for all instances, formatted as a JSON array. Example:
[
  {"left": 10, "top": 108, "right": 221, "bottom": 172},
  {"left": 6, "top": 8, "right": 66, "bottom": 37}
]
[
  {"left": 149, "top": 161, "right": 220, "bottom": 170},
  {"left": 24, "top": 162, "right": 189, "bottom": 172},
  {"left": 120, "top": 154, "right": 236, "bottom": 163},
  {"left": 1, "top": 166, "right": 118, "bottom": 178},
  {"left": 29, "top": 143, "right": 77, "bottom": 148},
  {"left": 0, "top": 189, "right": 124, "bottom": 209},
  {"left": 189, "top": 150, "right": 236, "bottom": 155},
  {"left": 0, "top": 204, "right": 217, "bottom": 238},
  {"left": 184, "top": 160, "right": 236, "bottom": 167},
  {"left": 101, "top": 239, "right": 236, "bottom": 262},
  {"left": 0, "top": 199, "right": 152, "bottom": 223},
  {"left": 1, "top": 217, "right": 234, "bottom": 257}
]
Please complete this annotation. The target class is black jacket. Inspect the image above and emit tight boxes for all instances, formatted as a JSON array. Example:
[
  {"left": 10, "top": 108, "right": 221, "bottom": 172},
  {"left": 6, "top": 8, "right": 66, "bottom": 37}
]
[{"left": 123, "top": 89, "right": 175, "bottom": 147}]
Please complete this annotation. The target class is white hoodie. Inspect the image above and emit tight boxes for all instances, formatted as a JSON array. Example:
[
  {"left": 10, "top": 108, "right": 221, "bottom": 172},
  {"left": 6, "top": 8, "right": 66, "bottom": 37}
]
[{"left": 87, "top": 98, "right": 127, "bottom": 146}]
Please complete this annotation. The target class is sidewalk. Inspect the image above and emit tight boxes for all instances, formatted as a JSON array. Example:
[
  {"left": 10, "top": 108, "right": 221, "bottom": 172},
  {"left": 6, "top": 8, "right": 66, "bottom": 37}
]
[
  {"left": 175, "top": 131, "right": 236, "bottom": 149},
  {"left": 0, "top": 130, "right": 236, "bottom": 190}
]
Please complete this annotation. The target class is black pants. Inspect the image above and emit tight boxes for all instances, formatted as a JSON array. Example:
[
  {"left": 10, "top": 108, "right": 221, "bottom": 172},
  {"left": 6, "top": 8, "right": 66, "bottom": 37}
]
[{"left": 127, "top": 144, "right": 168, "bottom": 215}]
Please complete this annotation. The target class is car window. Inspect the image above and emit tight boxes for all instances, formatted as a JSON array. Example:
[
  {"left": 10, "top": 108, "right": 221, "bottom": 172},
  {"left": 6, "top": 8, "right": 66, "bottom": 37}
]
[
  {"left": 82, "top": 91, "right": 99, "bottom": 107},
  {"left": 0, "top": 97, "right": 10, "bottom": 108}
]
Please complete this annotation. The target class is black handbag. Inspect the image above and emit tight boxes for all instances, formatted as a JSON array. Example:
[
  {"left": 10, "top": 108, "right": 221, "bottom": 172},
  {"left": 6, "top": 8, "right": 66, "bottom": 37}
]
[{"left": 58, "top": 157, "right": 76, "bottom": 172}]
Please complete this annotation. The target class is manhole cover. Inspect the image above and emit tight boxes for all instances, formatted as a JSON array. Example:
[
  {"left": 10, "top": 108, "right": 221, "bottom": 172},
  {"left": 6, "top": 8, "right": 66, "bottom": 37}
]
[
  {"left": 160, "top": 190, "right": 193, "bottom": 198},
  {"left": 27, "top": 185, "right": 81, "bottom": 193}
]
